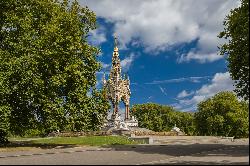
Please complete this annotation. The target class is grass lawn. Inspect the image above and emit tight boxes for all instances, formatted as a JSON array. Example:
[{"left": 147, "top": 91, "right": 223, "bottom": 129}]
[
  {"left": 6, "top": 135, "right": 143, "bottom": 147},
  {"left": 1, "top": 136, "right": 144, "bottom": 152},
  {"left": 28, "top": 136, "right": 140, "bottom": 146}
]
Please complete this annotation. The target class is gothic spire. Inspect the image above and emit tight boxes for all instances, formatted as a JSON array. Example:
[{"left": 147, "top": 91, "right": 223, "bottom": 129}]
[{"left": 114, "top": 33, "right": 118, "bottom": 48}]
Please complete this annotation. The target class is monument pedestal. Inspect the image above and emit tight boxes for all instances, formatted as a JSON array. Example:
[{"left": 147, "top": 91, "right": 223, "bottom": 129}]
[{"left": 101, "top": 114, "right": 139, "bottom": 134}]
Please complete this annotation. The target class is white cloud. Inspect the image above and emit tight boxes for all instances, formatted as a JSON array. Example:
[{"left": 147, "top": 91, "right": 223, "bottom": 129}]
[
  {"left": 100, "top": 62, "right": 110, "bottom": 70},
  {"left": 88, "top": 26, "right": 107, "bottom": 46},
  {"left": 173, "top": 72, "right": 235, "bottom": 111},
  {"left": 120, "top": 53, "right": 136, "bottom": 72},
  {"left": 96, "top": 71, "right": 104, "bottom": 75},
  {"left": 145, "top": 76, "right": 211, "bottom": 85},
  {"left": 177, "top": 52, "right": 223, "bottom": 63},
  {"left": 196, "top": 72, "right": 234, "bottom": 96},
  {"left": 159, "top": 86, "right": 167, "bottom": 96},
  {"left": 81, "top": 0, "right": 238, "bottom": 63},
  {"left": 177, "top": 90, "right": 194, "bottom": 98},
  {"left": 147, "top": 96, "right": 154, "bottom": 100},
  {"left": 95, "top": 77, "right": 101, "bottom": 88}
]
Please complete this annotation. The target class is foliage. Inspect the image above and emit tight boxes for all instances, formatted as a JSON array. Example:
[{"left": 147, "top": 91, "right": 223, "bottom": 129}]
[
  {"left": 0, "top": 0, "right": 109, "bottom": 142},
  {"left": 0, "top": 130, "right": 9, "bottom": 146},
  {"left": 131, "top": 103, "right": 195, "bottom": 135},
  {"left": 218, "top": 0, "right": 249, "bottom": 101},
  {"left": 194, "top": 91, "right": 249, "bottom": 138},
  {"left": 0, "top": 106, "right": 11, "bottom": 145}
]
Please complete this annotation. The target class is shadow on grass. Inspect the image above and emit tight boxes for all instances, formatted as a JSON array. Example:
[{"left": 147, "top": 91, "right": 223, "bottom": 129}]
[
  {"left": 0, "top": 141, "right": 79, "bottom": 149},
  {"left": 0, "top": 140, "right": 138, "bottom": 150}
]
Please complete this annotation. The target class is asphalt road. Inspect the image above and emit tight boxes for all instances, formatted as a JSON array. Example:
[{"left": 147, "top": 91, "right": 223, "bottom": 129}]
[{"left": 0, "top": 138, "right": 248, "bottom": 165}]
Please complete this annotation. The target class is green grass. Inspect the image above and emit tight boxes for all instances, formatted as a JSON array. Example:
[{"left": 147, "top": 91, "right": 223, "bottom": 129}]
[{"left": 9, "top": 136, "right": 142, "bottom": 146}]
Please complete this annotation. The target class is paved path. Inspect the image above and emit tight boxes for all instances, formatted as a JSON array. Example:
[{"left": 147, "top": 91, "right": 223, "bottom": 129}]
[{"left": 0, "top": 137, "right": 248, "bottom": 165}]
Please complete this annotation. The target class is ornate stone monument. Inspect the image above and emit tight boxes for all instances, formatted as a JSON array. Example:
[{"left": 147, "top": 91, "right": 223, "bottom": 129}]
[{"left": 102, "top": 34, "right": 138, "bottom": 130}]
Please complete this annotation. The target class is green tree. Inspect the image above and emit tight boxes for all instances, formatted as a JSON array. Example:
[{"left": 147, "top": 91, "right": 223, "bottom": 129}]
[
  {"left": 0, "top": 0, "right": 109, "bottom": 143},
  {"left": 0, "top": 105, "right": 11, "bottom": 145},
  {"left": 131, "top": 103, "right": 195, "bottom": 135},
  {"left": 194, "top": 91, "right": 249, "bottom": 138},
  {"left": 218, "top": 0, "right": 249, "bottom": 101},
  {"left": 177, "top": 111, "right": 196, "bottom": 136}
]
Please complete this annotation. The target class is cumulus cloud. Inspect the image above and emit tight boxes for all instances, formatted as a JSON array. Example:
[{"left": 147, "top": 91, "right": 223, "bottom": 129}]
[
  {"left": 173, "top": 72, "right": 235, "bottom": 112},
  {"left": 120, "top": 53, "right": 136, "bottom": 72},
  {"left": 177, "top": 52, "right": 223, "bottom": 63},
  {"left": 81, "top": 0, "right": 238, "bottom": 62},
  {"left": 196, "top": 72, "right": 235, "bottom": 96},
  {"left": 100, "top": 62, "right": 110, "bottom": 70},
  {"left": 88, "top": 26, "right": 107, "bottom": 46},
  {"left": 177, "top": 90, "right": 194, "bottom": 99}
]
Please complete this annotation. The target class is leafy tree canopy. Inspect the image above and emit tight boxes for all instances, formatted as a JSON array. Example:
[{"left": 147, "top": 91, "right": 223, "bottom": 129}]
[
  {"left": 131, "top": 103, "right": 195, "bottom": 135},
  {"left": 0, "top": 0, "right": 110, "bottom": 143},
  {"left": 194, "top": 91, "right": 249, "bottom": 138},
  {"left": 218, "top": 0, "right": 249, "bottom": 101}
]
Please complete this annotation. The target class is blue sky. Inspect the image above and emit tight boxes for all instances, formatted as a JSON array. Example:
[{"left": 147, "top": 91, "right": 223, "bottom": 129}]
[{"left": 80, "top": 0, "right": 239, "bottom": 114}]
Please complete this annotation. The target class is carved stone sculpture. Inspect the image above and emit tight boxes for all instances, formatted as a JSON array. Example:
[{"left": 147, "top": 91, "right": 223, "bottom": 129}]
[{"left": 102, "top": 35, "right": 131, "bottom": 120}]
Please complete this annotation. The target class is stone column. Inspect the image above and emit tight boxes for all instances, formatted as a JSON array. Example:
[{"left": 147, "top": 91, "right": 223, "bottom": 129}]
[
  {"left": 125, "top": 104, "right": 130, "bottom": 120},
  {"left": 114, "top": 103, "right": 118, "bottom": 115}
]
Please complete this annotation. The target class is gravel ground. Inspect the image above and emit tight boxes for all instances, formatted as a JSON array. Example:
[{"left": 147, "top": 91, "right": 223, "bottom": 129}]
[{"left": 0, "top": 136, "right": 248, "bottom": 165}]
